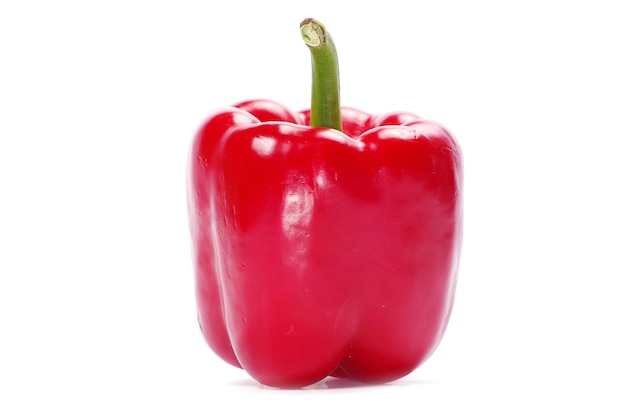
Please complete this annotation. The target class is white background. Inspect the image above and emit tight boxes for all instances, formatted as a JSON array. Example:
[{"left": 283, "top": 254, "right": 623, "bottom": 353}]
[{"left": 1, "top": 0, "right": 625, "bottom": 413}]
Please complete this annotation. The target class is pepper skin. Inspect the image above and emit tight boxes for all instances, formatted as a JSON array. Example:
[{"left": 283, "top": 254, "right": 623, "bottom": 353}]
[{"left": 188, "top": 99, "right": 463, "bottom": 388}]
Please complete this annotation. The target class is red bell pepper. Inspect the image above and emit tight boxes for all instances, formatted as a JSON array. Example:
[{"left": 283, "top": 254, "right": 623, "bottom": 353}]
[{"left": 188, "top": 18, "right": 463, "bottom": 388}]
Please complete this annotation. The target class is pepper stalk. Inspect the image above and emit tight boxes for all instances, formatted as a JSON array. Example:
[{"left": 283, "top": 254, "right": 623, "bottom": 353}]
[{"left": 300, "top": 18, "right": 342, "bottom": 132}]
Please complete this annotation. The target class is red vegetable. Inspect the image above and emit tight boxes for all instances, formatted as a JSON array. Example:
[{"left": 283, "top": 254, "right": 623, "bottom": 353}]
[{"left": 187, "top": 18, "right": 463, "bottom": 388}]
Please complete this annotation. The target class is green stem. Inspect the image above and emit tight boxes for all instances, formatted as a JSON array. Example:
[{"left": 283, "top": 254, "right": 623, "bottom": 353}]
[{"left": 300, "top": 18, "right": 342, "bottom": 131}]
